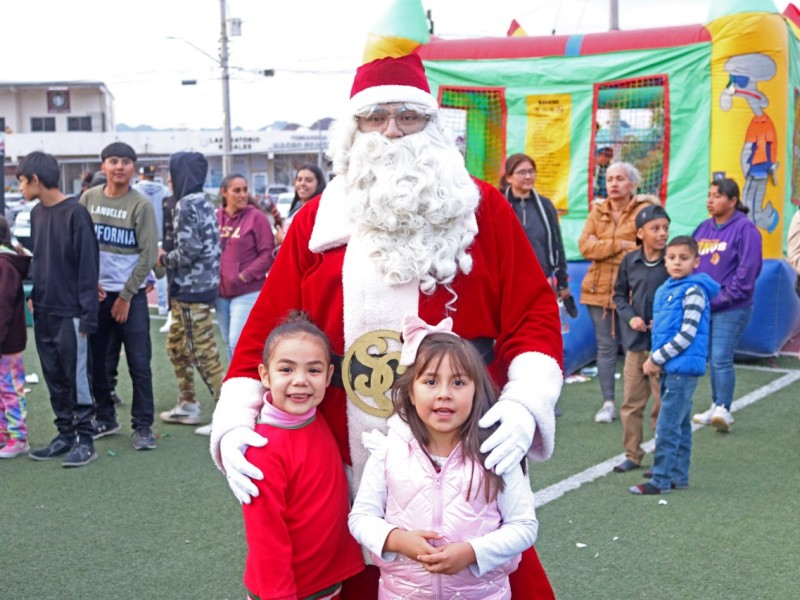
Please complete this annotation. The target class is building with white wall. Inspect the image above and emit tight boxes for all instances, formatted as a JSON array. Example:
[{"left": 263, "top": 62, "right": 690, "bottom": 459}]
[{"left": 1, "top": 81, "right": 329, "bottom": 200}]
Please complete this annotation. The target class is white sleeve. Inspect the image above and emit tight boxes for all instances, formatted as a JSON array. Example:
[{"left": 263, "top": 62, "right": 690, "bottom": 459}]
[
  {"left": 501, "top": 352, "right": 562, "bottom": 462},
  {"left": 468, "top": 464, "right": 539, "bottom": 576},
  {"left": 348, "top": 448, "right": 400, "bottom": 562},
  {"left": 209, "top": 377, "right": 264, "bottom": 471}
]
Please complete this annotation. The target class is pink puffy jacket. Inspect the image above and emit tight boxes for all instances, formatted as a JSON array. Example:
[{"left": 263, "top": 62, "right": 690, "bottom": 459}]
[{"left": 372, "top": 426, "right": 520, "bottom": 599}]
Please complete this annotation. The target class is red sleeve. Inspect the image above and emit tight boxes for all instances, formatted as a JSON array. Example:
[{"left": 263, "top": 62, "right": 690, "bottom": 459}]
[
  {"left": 420, "top": 181, "right": 562, "bottom": 386},
  {"left": 225, "top": 203, "right": 319, "bottom": 382},
  {"left": 242, "top": 436, "right": 298, "bottom": 600},
  {"left": 477, "top": 182, "right": 563, "bottom": 382}
]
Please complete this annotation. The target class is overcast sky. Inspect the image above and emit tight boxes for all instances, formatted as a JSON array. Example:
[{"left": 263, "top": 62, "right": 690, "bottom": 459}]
[{"left": 2, "top": 0, "right": 791, "bottom": 130}]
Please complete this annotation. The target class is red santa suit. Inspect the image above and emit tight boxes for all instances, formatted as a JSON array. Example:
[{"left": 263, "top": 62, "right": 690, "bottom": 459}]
[{"left": 212, "top": 176, "right": 563, "bottom": 599}]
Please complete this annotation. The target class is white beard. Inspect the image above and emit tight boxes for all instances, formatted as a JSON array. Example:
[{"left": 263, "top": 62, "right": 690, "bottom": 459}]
[{"left": 337, "top": 126, "right": 480, "bottom": 296}]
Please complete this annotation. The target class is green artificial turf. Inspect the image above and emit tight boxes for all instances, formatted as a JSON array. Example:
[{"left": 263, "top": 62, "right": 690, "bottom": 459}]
[{"left": 2, "top": 314, "right": 798, "bottom": 599}]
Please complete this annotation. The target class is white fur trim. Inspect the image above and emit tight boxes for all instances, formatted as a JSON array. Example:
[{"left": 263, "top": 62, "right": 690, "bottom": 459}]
[
  {"left": 308, "top": 177, "right": 353, "bottom": 252},
  {"left": 342, "top": 230, "right": 420, "bottom": 488},
  {"left": 209, "top": 377, "right": 265, "bottom": 471},
  {"left": 500, "top": 352, "right": 563, "bottom": 462},
  {"left": 350, "top": 85, "right": 437, "bottom": 113}
]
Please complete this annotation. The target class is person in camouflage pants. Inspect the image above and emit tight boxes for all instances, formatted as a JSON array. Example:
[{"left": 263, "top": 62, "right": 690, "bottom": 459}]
[{"left": 157, "top": 151, "right": 223, "bottom": 435}]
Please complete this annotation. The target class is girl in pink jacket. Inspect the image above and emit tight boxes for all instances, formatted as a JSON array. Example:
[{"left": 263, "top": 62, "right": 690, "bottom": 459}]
[{"left": 349, "top": 317, "right": 538, "bottom": 599}]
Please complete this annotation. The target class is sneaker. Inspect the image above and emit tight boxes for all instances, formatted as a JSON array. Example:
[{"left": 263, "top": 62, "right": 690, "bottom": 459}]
[
  {"left": 132, "top": 427, "right": 158, "bottom": 450},
  {"left": 92, "top": 420, "right": 121, "bottom": 440},
  {"left": 29, "top": 435, "right": 75, "bottom": 461},
  {"left": 594, "top": 401, "right": 616, "bottom": 423},
  {"left": 159, "top": 400, "right": 201, "bottom": 425},
  {"left": 110, "top": 390, "right": 125, "bottom": 406},
  {"left": 710, "top": 405, "right": 734, "bottom": 433},
  {"left": 692, "top": 403, "right": 716, "bottom": 426},
  {"left": 158, "top": 305, "right": 169, "bottom": 316},
  {"left": 194, "top": 424, "right": 212, "bottom": 436},
  {"left": 159, "top": 313, "right": 173, "bottom": 334},
  {"left": 613, "top": 459, "right": 641, "bottom": 473},
  {"left": 0, "top": 439, "right": 31, "bottom": 459},
  {"left": 629, "top": 482, "right": 669, "bottom": 495},
  {"left": 62, "top": 438, "right": 97, "bottom": 468}
]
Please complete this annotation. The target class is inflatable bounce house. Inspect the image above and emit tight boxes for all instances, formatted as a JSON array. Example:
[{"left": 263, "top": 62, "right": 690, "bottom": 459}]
[{"left": 364, "top": 0, "right": 800, "bottom": 374}]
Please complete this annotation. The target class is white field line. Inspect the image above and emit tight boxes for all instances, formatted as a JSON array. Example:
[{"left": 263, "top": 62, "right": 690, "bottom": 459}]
[
  {"left": 736, "top": 364, "right": 794, "bottom": 373},
  {"left": 534, "top": 369, "right": 800, "bottom": 509}
]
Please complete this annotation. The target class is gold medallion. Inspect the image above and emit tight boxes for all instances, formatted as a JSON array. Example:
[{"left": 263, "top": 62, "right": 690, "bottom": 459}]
[{"left": 342, "top": 329, "right": 406, "bottom": 417}]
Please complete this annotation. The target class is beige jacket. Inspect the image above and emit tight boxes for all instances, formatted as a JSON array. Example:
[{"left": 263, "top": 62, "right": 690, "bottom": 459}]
[{"left": 578, "top": 194, "right": 659, "bottom": 309}]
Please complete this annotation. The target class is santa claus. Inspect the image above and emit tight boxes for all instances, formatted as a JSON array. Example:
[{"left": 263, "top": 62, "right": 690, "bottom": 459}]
[{"left": 211, "top": 53, "right": 563, "bottom": 598}]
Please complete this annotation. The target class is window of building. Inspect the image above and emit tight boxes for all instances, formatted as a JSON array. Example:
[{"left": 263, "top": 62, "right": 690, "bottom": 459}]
[
  {"left": 68, "top": 116, "right": 92, "bottom": 132},
  {"left": 31, "top": 117, "right": 56, "bottom": 132}
]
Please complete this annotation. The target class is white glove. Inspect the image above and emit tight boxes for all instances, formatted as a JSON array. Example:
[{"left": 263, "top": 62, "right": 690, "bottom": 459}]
[
  {"left": 219, "top": 426, "right": 268, "bottom": 504},
  {"left": 478, "top": 400, "right": 535, "bottom": 476}
]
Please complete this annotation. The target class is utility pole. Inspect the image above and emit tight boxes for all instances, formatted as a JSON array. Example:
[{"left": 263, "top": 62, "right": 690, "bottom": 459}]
[
  {"left": 219, "top": 0, "right": 233, "bottom": 176},
  {"left": 610, "top": 0, "right": 620, "bottom": 31}
]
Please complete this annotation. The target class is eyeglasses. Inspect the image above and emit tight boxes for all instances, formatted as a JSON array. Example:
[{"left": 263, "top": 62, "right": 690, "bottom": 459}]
[
  {"left": 356, "top": 109, "right": 430, "bottom": 134},
  {"left": 512, "top": 169, "right": 536, "bottom": 177}
]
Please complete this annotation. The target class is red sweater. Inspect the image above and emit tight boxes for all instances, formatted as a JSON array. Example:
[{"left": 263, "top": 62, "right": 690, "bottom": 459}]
[{"left": 242, "top": 415, "right": 363, "bottom": 600}]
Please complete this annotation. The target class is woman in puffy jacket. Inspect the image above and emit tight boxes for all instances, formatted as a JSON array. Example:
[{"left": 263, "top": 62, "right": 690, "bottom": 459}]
[{"left": 578, "top": 162, "right": 656, "bottom": 424}]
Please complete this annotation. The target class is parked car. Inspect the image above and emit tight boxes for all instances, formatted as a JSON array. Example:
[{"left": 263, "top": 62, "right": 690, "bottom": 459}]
[
  {"left": 11, "top": 199, "right": 38, "bottom": 251},
  {"left": 275, "top": 192, "right": 295, "bottom": 220},
  {"left": 3, "top": 192, "right": 26, "bottom": 228}
]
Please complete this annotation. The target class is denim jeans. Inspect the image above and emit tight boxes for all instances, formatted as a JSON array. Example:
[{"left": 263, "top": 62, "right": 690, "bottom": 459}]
[
  {"left": 651, "top": 373, "right": 698, "bottom": 490},
  {"left": 588, "top": 305, "right": 623, "bottom": 401},
  {"left": 708, "top": 306, "right": 752, "bottom": 410},
  {"left": 90, "top": 289, "right": 154, "bottom": 429},
  {"left": 155, "top": 276, "right": 168, "bottom": 312},
  {"left": 215, "top": 291, "right": 260, "bottom": 362}
]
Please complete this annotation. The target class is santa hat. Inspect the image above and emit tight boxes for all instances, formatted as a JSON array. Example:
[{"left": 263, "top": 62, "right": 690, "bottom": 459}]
[{"left": 349, "top": 53, "right": 438, "bottom": 113}]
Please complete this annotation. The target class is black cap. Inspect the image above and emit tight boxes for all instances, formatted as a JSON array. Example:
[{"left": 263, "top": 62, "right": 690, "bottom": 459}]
[
  {"left": 636, "top": 204, "right": 671, "bottom": 230},
  {"left": 139, "top": 165, "right": 157, "bottom": 177}
]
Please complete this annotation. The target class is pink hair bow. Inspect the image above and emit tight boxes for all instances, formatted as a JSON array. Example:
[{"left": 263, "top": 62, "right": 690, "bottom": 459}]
[{"left": 399, "top": 314, "right": 457, "bottom": 366}]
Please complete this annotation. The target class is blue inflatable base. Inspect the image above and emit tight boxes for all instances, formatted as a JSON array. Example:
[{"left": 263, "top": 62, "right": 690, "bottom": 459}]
[{"left": 561, "top": 259, "right": 800, "bottom": 375}]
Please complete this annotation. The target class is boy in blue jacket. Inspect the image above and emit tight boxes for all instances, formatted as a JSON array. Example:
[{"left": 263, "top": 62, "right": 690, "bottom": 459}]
[{"left": 630, "top": 236, "right": 719, "bottom": 495}]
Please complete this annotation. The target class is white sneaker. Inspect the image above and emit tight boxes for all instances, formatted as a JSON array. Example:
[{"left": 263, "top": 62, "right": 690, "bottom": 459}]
[
  {"left": 710, "top": 405, "right": 734, "bottom": 433},
  {"left": 159, "top": 313, "right": 173, "bottom": 334},
  {"left": 159, "top": 400, "right": 201, "bottom": 425},
  {"left": 194, "top": 424, "right": 212, "bottom": 436},
  {"left": 594, "top": 401, "right": 616, "bottom": 423},
  {"left": 158, "top": 305, "right": 169, "bottom": 316},
  {"left": 692, "top": 403, "right": 716, "bottom": 426}
]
